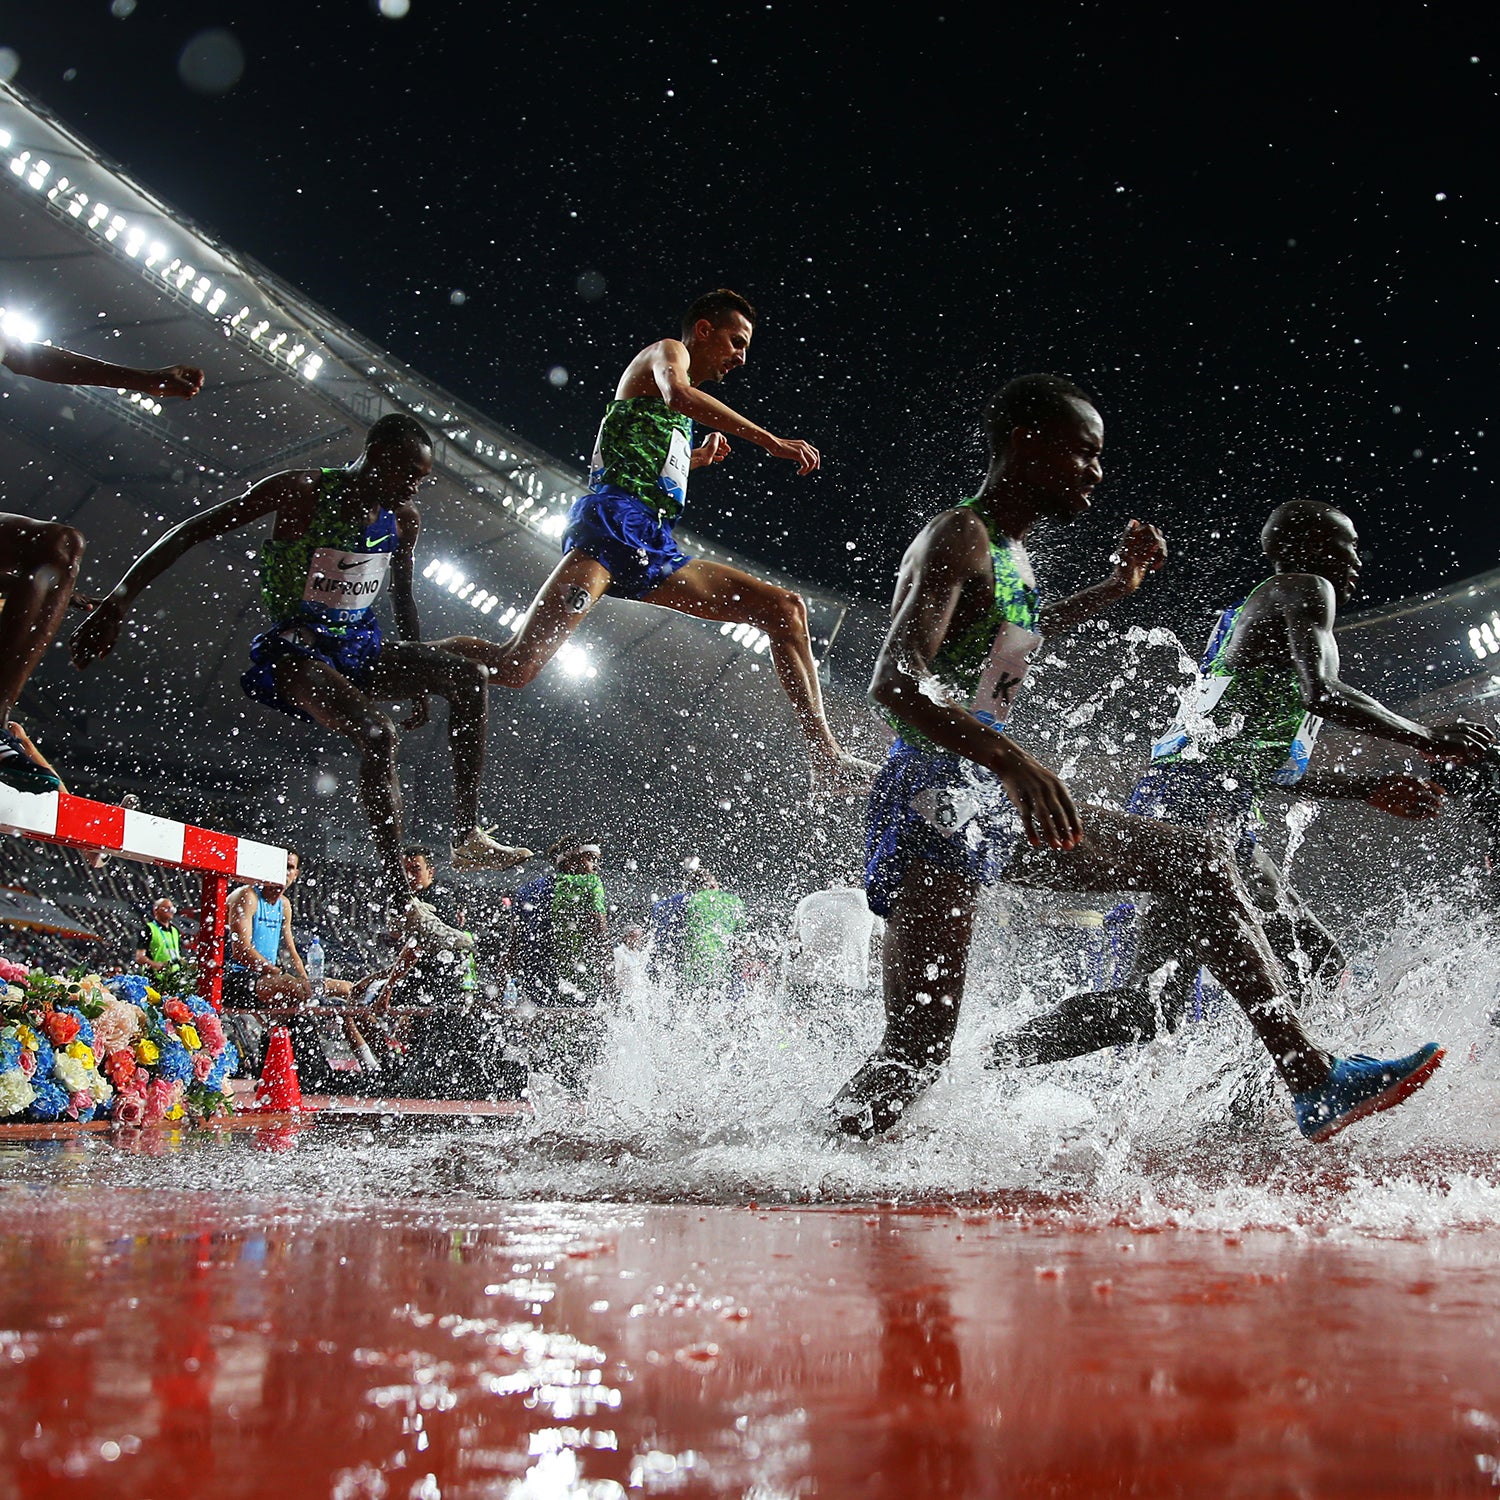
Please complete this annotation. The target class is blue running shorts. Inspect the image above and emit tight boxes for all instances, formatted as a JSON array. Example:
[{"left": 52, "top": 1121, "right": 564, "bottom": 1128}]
[
  {"left": 864, "top": 738, "right": 1023, "bottom": 918},
  {"left": 563, "top": 487, "right": 693, "bottom": 601},
  {"left": 241, "top": 616, "right": 385, "bottom": 720},
  {"left": 1126, "top": 763, "right": 1259, "bottom": 862}
]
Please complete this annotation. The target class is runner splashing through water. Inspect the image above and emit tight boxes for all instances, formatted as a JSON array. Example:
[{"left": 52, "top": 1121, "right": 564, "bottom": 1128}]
[{"left": 830, "top": 375, "right": 1445, "bottom": 1146}]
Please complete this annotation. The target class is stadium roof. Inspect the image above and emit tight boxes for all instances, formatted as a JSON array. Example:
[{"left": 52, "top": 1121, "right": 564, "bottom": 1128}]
[{"left": 0, "top": 83, "right": 882, "bottom": 887}]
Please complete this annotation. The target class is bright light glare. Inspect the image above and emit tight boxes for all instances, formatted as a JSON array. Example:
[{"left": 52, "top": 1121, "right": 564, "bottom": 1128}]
[
  {"left": 539, "top": 512, "right": 568, "bottom": 539},
  {"left": 1, "top": 311, "right": 41, "bottom": 344},
  {"left": 378, "top": 0, "right": 411, "bottom": 15},
  {"left": 558, "top": 643, "right": 590, "bottom": 679}
]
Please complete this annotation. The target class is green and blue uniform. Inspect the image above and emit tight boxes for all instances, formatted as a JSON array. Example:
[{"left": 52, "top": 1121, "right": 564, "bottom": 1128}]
[
  {"left": 241, "top": 468, "right": 400, "bottom": 719},
  {"left": 563, "top": 395, "right": 695, "bottom": 600},
  {"left": 865, "top": 500, "right": 1042, "bottom": 917},
  {"left": 1129, "top": 579, "right": 1323, "bottom": 851}
]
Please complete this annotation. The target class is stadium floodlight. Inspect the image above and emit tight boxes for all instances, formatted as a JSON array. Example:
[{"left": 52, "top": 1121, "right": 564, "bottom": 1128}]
[
  {"left": 539, "top": 512, "right": 568, "bottom": 539},
  {"left": 0, "top": 130, "right": 10, "bottom": 149},
  {"left": 0, "top": 310, "right": 40, "bottom": 344},
  {"left": 1471, "top": 628, "right": 1487, "bottom": 660},
  {"left": 446, "top": 571, "right": 466, "bottom": 595},
  {"left": 433, "top": 563, "right": 454, "bottom": 586}
]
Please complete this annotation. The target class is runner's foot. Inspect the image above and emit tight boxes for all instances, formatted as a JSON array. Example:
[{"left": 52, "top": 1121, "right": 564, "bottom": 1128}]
[
  {"left": 403, "top": 898, "right": 476, "bottom": 953},
  {"left": 451, "top": 826, "right": 534, "bottom": 872},
  {"left": 1292, "top": 1044, "right": 1444, "bottom": 1143}
]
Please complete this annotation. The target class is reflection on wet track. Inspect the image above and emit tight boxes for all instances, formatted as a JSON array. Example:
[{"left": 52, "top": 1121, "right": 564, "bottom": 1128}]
[{"left": 4, "top": 1133, "right": 1500, "bottom": 1497}]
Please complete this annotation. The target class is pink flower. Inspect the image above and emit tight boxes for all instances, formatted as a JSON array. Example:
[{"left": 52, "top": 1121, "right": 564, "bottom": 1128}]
[
  {"left": 112, "top": 1090, "right": 146, "bottom": 1127},
  {"left": 192, "top": 1049, "right": 215, "bottom": 1083},
  {"left": 0, "top": 958, "right": 29, "bottom": 983},
  {"left": 18, "top": 1049, "right": 35, "bottom": 1078},
  {"left": 69, "top": 1090, "right": 91, "bottom": 1117},
  {"left": 195, "top": 1013, "right": 226, "bottom": 1053},
  {"left": 92, "top": 999, "right": 143, "bottom": 1055},
  {"left": 145, "top": 1078, "right": 176, "bottom": 1122}
]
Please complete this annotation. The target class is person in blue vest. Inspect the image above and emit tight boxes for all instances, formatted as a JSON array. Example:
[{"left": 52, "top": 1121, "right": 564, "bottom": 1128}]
[
  {"left": 69, "top": 415, "right": 530, "bottom": 950},
  {"left": 996, "top": 500, "right": 1495, "bottom": 1068},
  {"left": 830, "top": 374, "right": 1446, "bottom": 1147},
  {"left": 134, "top": 897, "right": 185, "bottom": 973}
]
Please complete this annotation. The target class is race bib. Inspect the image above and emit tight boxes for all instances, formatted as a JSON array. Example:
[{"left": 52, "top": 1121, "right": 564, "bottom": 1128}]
[
  {"left": 659, "top": 426, "right": 691, "bottom": 508},
  {"left": 969, "top": 620, "right": 1043, "bottom": 730},
  {"left": 1274, "top": 712, "right": 1323, "bottom": 786},
  {"left": 1150, "top": 674, "right": 1231, "bottom": 761},
  {"left": 303, "top": 548, "right": 391, "bottom": 616}
]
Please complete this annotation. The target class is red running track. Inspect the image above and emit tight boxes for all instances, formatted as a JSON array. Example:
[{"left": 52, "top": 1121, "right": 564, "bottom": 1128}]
[{"left": 3, "top": 1177, "right": 1499, "bottom": 1496}]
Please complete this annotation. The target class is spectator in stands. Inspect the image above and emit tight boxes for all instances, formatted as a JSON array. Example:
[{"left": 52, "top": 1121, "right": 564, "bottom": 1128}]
[
  {"left": 681, "top": 865, "right": 747, "bottom": 997},
  {"left": 134, "top": 896, "right": 186, "bottom": 973},
  {"left": 786, "top": 873, "right": 884, "bottom": 1039},
  {"left": 222, "top": 849, "right": 371, "bottom": 1078},
  {"left": 0, "top": 325, "right": 202, "bottom": 793},
  {"left": 401, "top": 846, "right": 476, "bottom": 1005},
  {"left": 511, "top": 835, "right": 612, "bottom": 1091}
]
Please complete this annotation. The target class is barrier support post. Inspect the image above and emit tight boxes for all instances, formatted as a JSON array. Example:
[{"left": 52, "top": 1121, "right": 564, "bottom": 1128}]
[{"left": 198, "top": 871, "right": 228, "bottom": 1012}]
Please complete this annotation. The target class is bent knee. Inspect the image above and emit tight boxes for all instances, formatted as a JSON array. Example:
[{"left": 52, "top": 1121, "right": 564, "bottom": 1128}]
[
  {"left": 759, "top": 586, "right": 808, "bottom": 640},
  {"left": 357, "top": 710, "right": 399, "bottom": 756}
]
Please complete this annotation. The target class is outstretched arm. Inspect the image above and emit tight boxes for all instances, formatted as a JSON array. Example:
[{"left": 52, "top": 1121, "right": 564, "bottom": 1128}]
[
  {"left": 1038, "top": 519, "right": 1167, "bottom": 637},
  {"left": 871, "top": 509, "right": 1081, "bottom": 849},
  {"left": 1296, "top": 767, "right": 1446, "bottom": 818},
  {"left": 1280, "top": 575, "right": 1494, "bottom": 760},
  {"left": 650, "top": 341, "right": 820, "bottom": 474},
  {"left": 69, "top": 472, "right": 310, "bottom": 666},
  {"left": 1, "top": 333, "right": 203, "bottom": 399}
]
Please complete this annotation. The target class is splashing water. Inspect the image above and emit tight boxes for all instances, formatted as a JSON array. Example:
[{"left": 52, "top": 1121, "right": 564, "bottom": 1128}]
[{"left": 7, "top": 891, "right": 1498, "bottom": 1241}]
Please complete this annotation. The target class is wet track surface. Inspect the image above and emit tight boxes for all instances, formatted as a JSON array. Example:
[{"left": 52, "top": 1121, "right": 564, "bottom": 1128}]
[{"left": 5, "top": 1123, "right": 1500, "bottom": 1497}]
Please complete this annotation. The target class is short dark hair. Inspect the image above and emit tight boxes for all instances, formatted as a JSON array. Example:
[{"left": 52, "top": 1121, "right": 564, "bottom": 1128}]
[
  {"left": 547, "top": 835, "right": 597, "bottom": 864},
  {"left": 365, "top": 413, "right": 433, "bottom": 453},
  {"left": 680, "top": 288, "right": 757, "bottom": 341},
  {"left": 982, "top": 374, "right": 1096, "bottom": 459},
  {"left": 403, "top": 846, "right": 436, "bottom": 864}
]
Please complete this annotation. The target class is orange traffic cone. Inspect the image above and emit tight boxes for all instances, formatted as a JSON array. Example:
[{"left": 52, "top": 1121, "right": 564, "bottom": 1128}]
[{"left": 254, "top": 1025, "right": 304, "bottom": 1112}]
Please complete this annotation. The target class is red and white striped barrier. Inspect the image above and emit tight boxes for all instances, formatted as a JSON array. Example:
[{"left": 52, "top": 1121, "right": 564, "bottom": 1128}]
[{"left": 0, "top": 784, "right": 288, "bottom": 1009}]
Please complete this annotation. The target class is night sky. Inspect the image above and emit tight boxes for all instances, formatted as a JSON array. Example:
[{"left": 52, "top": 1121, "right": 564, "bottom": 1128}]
[{"left": 2, "top": 2, "right": 1496, "bottom": 617}]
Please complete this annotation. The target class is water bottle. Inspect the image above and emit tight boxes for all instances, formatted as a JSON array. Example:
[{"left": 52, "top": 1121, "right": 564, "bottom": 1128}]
[{"left": 306, "top": 935, "right": 325, "bottom": 1003}]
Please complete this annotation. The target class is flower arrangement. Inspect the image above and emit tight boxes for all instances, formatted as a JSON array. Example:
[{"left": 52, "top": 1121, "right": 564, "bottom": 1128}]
[{"left": 0, "top": 961, "right": 238, "bottom": 1126}]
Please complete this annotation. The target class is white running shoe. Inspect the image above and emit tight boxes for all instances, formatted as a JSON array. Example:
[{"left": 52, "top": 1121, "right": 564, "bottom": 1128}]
[
  {"left": 451, "top": 826, "right": 534, "bottom": 872},
  {"left": 403, "top": 898, "right": 476, "bottom": 953}
]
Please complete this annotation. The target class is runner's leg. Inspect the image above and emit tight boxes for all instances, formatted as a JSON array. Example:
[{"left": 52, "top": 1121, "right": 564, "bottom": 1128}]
[
  {"left": 642, "top": 557, "right": 844, "bottom": 768},
  {"left": 1003, "top": 807, "right": 1331, "bottom": 1093},
  {"left": 439, "top": 551, "right": 613, "bottom": 688},
  {"left": 0, "top": 515, "right": 84, "bottom": 717},
  {"left": 365, "top": 640, "right": 490, "bottom": 839},
  {"left": 831, "top": 859, "right": 977, "bottom": 1137}
]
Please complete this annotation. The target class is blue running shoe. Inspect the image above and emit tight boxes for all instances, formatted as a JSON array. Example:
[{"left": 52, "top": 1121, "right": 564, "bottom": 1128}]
[
  {"left": 1293, "top": 1044, "right": 1444, "bottom": 1143},
  {"left": 0, "top": 724, "right": 61, "bottom": 795}
]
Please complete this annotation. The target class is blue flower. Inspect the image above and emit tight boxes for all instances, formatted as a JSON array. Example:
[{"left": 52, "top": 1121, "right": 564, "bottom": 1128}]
[
  {"left": 156, "top": 1041, "right": 194, "bottom": 1084},
  {"left": 107, "top": 975, "right": 151, "bottom": 1005},
  {"left": 27, "top": 1079, "right": 68, "bottom": 1121}
]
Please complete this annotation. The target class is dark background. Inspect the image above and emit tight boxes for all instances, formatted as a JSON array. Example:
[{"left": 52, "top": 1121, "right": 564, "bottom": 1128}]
[{"left": 2, "top": 1, "right": 1496, "bottom": 617}]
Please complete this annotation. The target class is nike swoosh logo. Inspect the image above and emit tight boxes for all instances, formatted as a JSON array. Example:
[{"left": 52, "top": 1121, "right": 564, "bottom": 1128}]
[{"left": 337, "top": 558, "right": 371, "bottom": 570}]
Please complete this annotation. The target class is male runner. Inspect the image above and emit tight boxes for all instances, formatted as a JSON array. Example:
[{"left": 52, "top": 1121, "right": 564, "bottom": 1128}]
[
  {"left": 0, "top": 326, "right": 202, "bottom": 791},
  {"left": 68, "top": 415, "right": 530, "bottom": 945},
  {"left": 440, "top": 288, "right": 872, "bottom": 786},
  {"left": 830, "top": 374, "right": 1444, "bottom": 1145},
  {"left": 997, "top": 500, "right": 1494, "bottom": 1066}
]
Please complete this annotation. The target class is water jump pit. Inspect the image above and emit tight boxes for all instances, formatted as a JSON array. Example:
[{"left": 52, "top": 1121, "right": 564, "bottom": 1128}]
[{"left": 5, "top": 1100, "right": 1500, "bottom": 1498}]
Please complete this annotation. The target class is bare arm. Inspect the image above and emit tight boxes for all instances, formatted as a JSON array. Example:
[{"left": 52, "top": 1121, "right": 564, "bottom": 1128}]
[
  {"left": 1, "top": 335, "right": 203, "bottom": 399},
  {"left": 390, "top": 502, "right": 421, "bottom": 642},
  {"left": 1038, "top": 520, "right": 1167, "bottom": 637},
  {"left": 70, "top": 472, "right": 312, "bottom": 667},
  {"left": 1296, "top": 766, "right": 1446, "bottom": 818},
  {"left": 1279, "top": 576, "right": 1489, "bottom": 758},
  {"left": 280, "top": 899, "right": 308, "bottom": 982},
  {"left": 871, "top": 510, "right": 1081, "bottom": 849},
  {"left": 650, "top": 341, "right": 820, "bottom": 474}
]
